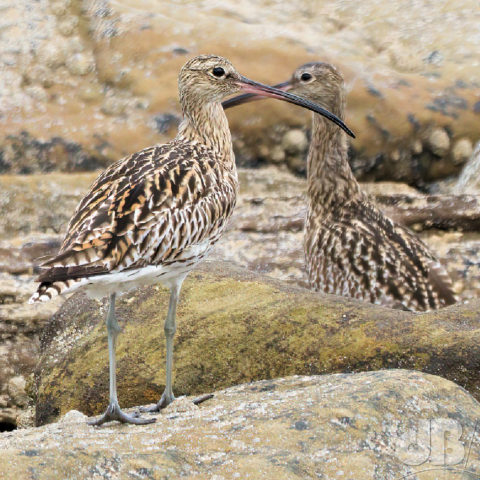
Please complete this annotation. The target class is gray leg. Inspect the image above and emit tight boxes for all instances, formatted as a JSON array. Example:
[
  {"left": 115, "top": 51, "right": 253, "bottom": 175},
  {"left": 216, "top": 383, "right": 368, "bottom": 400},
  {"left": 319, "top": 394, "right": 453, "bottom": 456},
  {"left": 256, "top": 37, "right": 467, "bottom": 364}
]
[
  {"left": 142, "top": 282, "right": 182, "bottom": 412},
  {"left": 88, "top": 293, "right": 155, "bottom": 426}
]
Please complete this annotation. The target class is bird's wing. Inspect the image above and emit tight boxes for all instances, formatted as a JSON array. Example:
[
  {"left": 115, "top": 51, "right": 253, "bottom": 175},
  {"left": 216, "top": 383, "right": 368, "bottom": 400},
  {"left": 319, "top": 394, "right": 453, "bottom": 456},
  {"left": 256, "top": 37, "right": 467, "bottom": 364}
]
[
  {"left": 37, "top": 141, "right": 236, "bottom": 283},
  {"left": 344, "top": 198, "right": 456, "bottom": 309}
]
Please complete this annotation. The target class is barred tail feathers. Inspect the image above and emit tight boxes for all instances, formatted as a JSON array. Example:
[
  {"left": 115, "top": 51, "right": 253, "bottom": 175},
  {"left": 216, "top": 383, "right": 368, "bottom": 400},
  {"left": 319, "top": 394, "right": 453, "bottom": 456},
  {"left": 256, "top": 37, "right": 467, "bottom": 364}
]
[{"left": 28, "top": 278, "right": 86, "bottom": 303}]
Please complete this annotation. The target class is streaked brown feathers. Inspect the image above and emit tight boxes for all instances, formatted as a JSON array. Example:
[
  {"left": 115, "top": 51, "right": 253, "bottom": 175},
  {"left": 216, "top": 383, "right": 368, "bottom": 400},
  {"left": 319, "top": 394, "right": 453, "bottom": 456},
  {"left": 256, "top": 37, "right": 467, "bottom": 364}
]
[{"left": 37, "top": 140, "right": 237, "bottom": 285}]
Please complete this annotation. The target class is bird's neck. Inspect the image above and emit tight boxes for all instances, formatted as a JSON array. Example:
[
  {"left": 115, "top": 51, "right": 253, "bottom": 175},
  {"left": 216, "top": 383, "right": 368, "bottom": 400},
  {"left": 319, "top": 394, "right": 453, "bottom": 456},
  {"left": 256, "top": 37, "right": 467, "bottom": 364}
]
[
  {"left": 177, "top": 101, "right": 234, "bottom": 166},
  {"left": 307, "top": 113, "right": 361, "bottom": 217}
]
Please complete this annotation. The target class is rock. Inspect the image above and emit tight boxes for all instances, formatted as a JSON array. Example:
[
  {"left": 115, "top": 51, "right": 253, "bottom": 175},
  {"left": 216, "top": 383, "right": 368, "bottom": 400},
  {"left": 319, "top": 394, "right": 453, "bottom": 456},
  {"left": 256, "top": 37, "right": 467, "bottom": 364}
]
[
  {"left": 0, "top": 173, "right": 97, "bottom": 238},
  {"left": 101, "top": 96, "right": 127, "bottom": 116},
  {"left": 57, "top": 16, "right": 79, "bottom": 37},
  {"left": 281, "top": 129, "right": 308, "bottom": 154},
  {"left": 270, "top": 145, "right": 285, "bottom": 163},
  {"left": 0, "top": 0, "right": 478, "bottom": 183},
  {"left": 65, "top": 52, "right": 95, "bottom": 76},
  {"left": 58, "top": 409, "right": 87, "bottom": 424},
  {"left": 0, "top": 248, "right": 31, "bottom": 275},
  {"left": 7, "top": 376, "right": 28, "bottom": 408},
  {"left": 0, "top": 272, "right": 63, "bottom": 430},
  {"left": 1, "top": 168, "right": 480, "bottom": 428},
  {"left": 426, "top": 127, "right": 450, "bottom": 156},
  {"left": 15, "top": 406, "right": 35, "bottom": 429},
  {"left": 35, "top": 260, "right": 480, "bottom": 426},
  {"left": 454, "top": 141, "right": 480, "bottom": 194},
  {"left": 4, "top": 371, "right": 480, "bottom": 479},
  {"left": 286, "top": 154, "right": 306, "bottom": 174},
  {"left": 452, "top": 137, "right": 473, "bottom": 165},
  {"left": 35, "top": 42, "right": 66, "bottom": 70},
  {"left": 411, "top": 138, "right": 423, "bottom": 154},
  {"left": 0, "top": 132, "right": 106, "bottom": 174}
]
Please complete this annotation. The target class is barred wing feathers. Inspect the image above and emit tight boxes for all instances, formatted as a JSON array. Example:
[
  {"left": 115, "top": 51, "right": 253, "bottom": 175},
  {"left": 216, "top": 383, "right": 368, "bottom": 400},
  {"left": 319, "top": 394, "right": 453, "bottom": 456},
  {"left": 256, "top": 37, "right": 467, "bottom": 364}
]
[
  {"left": 306, "top": 197, "right": 456, "bottom": 311},
  {"left": 35, "top": 141, "right": 237, "bottom": 288}
]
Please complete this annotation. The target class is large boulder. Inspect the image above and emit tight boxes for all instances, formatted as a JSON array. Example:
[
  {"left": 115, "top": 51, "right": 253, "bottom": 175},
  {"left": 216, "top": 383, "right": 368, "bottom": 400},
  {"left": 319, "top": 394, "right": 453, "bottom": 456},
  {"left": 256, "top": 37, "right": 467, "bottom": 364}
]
[
  {"left": 35, "top": 260, "right": 480, "bottom": 426},
  {"left": 0, "top": 0, "right": 478, "bottom": 183},
  {"left": 3, "top": 370, "right": 480, "bottom": 479}
]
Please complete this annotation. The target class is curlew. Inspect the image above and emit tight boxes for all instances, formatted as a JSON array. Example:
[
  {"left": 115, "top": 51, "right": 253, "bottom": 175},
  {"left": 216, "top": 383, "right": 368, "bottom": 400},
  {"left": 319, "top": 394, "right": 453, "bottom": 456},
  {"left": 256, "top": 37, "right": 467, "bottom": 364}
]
[
  {"left": 223, "top": 62, "right": 456, "bottom": 311},
  {"left": 29, "top": 55, "right": 354, "bottom": 426}
]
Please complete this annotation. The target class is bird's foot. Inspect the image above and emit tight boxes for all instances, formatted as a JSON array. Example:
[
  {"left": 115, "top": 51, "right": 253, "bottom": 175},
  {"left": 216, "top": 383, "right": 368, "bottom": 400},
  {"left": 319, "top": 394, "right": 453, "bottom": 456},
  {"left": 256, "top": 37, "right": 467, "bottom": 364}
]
[
  {"left": 88, "top": 401, "right": 156, "bottom": 426},
  {"left": 140, "top": 391, "right": 175, "bottom": 413},
  {"left": 140, "top": 392, "right": 214, "bottom": 414}
]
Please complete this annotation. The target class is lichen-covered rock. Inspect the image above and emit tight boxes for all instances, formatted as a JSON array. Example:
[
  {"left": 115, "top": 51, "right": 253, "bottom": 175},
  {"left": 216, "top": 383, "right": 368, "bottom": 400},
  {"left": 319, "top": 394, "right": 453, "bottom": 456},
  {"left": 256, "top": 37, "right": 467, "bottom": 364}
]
[
  {"left": 4, "top": 370, "right": 480, "bottom": 479},
  {"left": 0, "top": 0, "right": 478, "bottom": 183},
  {"left": 34, "top": 260, "right": 480, "bottom": 427}
]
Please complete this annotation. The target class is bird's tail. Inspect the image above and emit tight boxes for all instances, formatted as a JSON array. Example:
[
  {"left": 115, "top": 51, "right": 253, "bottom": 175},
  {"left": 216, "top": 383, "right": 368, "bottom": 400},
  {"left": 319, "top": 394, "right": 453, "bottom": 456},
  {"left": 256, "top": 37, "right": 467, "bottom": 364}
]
[{"left": 29, "top": 278, "right": 86, "bottom": 303}]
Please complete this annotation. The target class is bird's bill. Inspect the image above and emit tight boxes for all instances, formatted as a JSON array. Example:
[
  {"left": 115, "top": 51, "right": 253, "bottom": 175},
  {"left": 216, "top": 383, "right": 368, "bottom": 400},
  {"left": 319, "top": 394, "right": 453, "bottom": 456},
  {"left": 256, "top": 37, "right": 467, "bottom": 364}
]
[
  {"left": 223, "top": 81, "right": 291, "bottom": 108},
  {"left": 227, "top": 77, "right": 355, "bottom": 139}
]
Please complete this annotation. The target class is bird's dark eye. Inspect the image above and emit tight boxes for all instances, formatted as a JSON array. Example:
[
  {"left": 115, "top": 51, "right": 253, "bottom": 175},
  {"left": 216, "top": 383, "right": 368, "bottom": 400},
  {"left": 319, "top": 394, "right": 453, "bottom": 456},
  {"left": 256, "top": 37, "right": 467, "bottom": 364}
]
[
  {"left": 300, "top": 72, "right": 312, "bottom": 81},
  {"left": 212, "top": 67, "right": 225, "bottom": 77}
]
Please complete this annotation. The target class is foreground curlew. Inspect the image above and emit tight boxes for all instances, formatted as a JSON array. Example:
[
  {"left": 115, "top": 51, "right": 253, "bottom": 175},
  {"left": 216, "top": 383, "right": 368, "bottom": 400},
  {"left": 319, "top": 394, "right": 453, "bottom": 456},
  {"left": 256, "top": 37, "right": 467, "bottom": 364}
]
[
  {"left": 29, "top": 55, "right": 354, "bottom": 425},
  {"left": 223, "top": 62, "right": 456, "bottom": 311}
]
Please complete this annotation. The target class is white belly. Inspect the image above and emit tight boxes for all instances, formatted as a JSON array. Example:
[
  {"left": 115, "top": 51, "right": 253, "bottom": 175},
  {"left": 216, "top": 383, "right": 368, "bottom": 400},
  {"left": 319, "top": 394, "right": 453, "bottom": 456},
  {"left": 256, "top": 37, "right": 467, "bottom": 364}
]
[{"left": 82, "top": 239, "right": 214, "bottom": 299}]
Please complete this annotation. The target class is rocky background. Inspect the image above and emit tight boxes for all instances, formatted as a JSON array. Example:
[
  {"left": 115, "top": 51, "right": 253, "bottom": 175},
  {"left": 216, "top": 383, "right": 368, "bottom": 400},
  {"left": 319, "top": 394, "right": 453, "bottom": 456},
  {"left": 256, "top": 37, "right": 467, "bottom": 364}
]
[
  {"left": 1, "top": 0, "right": 479, "bottom": 184},
  {"left": 0, "top": 1, "right": 480, "bottom": 477}
]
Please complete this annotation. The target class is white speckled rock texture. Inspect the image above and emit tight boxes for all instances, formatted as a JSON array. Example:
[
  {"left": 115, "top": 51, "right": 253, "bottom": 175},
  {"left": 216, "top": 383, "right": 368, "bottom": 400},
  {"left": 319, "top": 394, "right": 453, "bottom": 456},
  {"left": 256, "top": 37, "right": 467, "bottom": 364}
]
[{"left": 2, "top": 370, "right": 480, "bottom": 479}]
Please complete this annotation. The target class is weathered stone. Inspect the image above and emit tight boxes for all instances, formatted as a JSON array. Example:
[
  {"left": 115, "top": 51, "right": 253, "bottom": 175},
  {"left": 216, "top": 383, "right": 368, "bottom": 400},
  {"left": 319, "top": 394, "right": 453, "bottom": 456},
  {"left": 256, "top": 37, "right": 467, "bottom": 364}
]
[
  {"left": 0, "top": 173, "right": 97, "bottom": 238},
  {"left": 1, "top": 168, "right": 480, "bottom": 429},
  {"left": 454, "top": 141, "right": 480, "bottom": 194},
  {"left": 4, "top": 371, "right": 480, "bottom": 479},
  {"left": 35, "top": 260, "right": 480, "bottom": 426},
  {"left": 281, "top": 129, "right": 308, "bottom": 154},
  {"left": 0, "top": 0, "right": 478, "bottom": 183},
  {"left": 452, "top": 137, "right": 473, "bottom": 165},
  {"left": 7, "top": 376, "right": 28, "bottom": 408},
  {"left": 0, "top": 133, "right": 106, "bottom": 175},
  {"left": 65, "top": 52, "right": 95, "bottom": 76},
  {"left": 270, "top": 145, "right": 286, "bottom": 163},
  {"left": 426, "top": 127, "right": 450, "bottom": 156}
]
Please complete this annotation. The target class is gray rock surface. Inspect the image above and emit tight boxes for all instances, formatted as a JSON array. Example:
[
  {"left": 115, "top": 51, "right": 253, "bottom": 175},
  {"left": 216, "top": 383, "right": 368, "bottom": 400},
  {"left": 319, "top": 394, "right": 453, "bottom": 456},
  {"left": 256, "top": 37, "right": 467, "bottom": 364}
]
[{"left": 2, "top": 370, "right": 480, "bottom": 479}]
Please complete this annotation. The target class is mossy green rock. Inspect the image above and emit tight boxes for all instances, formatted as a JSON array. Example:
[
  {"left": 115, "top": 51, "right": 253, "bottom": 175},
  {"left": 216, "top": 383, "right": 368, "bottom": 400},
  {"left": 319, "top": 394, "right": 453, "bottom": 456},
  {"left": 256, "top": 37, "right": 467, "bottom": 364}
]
[
  {"left": 5, "top": 371, "right": 480, "bottom": 479},
  {"left": 36, "top": 261, "right": 480, "bottom": 425}
]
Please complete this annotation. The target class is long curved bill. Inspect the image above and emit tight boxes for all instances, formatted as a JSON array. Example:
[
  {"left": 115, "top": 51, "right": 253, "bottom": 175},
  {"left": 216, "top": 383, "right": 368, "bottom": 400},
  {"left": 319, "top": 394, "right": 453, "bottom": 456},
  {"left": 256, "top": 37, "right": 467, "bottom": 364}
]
[{"left": 226, "top": 78, "right": 355, "bottom": 139}]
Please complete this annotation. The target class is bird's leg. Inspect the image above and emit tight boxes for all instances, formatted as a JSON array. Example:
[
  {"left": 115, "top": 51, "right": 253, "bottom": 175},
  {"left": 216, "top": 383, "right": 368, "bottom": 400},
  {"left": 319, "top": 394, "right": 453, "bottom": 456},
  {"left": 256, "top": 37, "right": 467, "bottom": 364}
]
[
  {"left": 88, "top": 293, "right": 155, "bottom": 426},
  {"left": 142, "top": 282, "right": 181, "bottom": 412}
]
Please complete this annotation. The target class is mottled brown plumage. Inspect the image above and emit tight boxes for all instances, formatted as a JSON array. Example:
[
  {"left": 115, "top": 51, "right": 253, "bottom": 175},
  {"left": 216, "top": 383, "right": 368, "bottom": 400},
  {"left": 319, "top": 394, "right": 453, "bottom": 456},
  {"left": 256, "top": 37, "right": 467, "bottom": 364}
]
[
  {"left": 224, "top": 62, "right": 456, "bottom": 312},
  {"left": 29, "top": 55, "right": 352, "bottom": 425},
  {"left": 31, "top": 140, "right": 237, "bottom": 300}
]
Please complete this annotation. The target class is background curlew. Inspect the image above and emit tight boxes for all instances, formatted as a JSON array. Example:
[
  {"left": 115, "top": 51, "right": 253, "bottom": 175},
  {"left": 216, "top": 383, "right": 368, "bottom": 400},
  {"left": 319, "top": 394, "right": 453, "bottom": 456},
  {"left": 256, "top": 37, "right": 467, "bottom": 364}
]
[{"left": 223, "top": 62, "right": 456, "bottom": 312}]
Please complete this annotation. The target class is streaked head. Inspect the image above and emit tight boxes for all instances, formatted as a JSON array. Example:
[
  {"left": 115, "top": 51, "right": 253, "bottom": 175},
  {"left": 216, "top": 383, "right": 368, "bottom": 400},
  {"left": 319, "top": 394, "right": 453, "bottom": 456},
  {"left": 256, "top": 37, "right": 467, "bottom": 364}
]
[
  {"left": 284, "top": 62, "right": 345, "bottom": 117},
  {"left": 179, "top": 55, "right": 241, "bottom": 103},
  {"left": 179, "top": 55, "right": 354, "bottom": 137}
]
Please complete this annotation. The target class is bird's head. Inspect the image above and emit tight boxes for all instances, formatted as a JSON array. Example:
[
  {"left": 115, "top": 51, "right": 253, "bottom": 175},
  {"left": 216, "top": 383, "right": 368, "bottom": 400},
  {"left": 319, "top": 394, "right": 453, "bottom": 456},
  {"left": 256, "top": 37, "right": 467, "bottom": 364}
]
[
  {"left": 222, "top": 61, "right": 350, "bottom": 135},
  {"left": 282, "top": 63, "right": 345, "bottom": 117}
]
